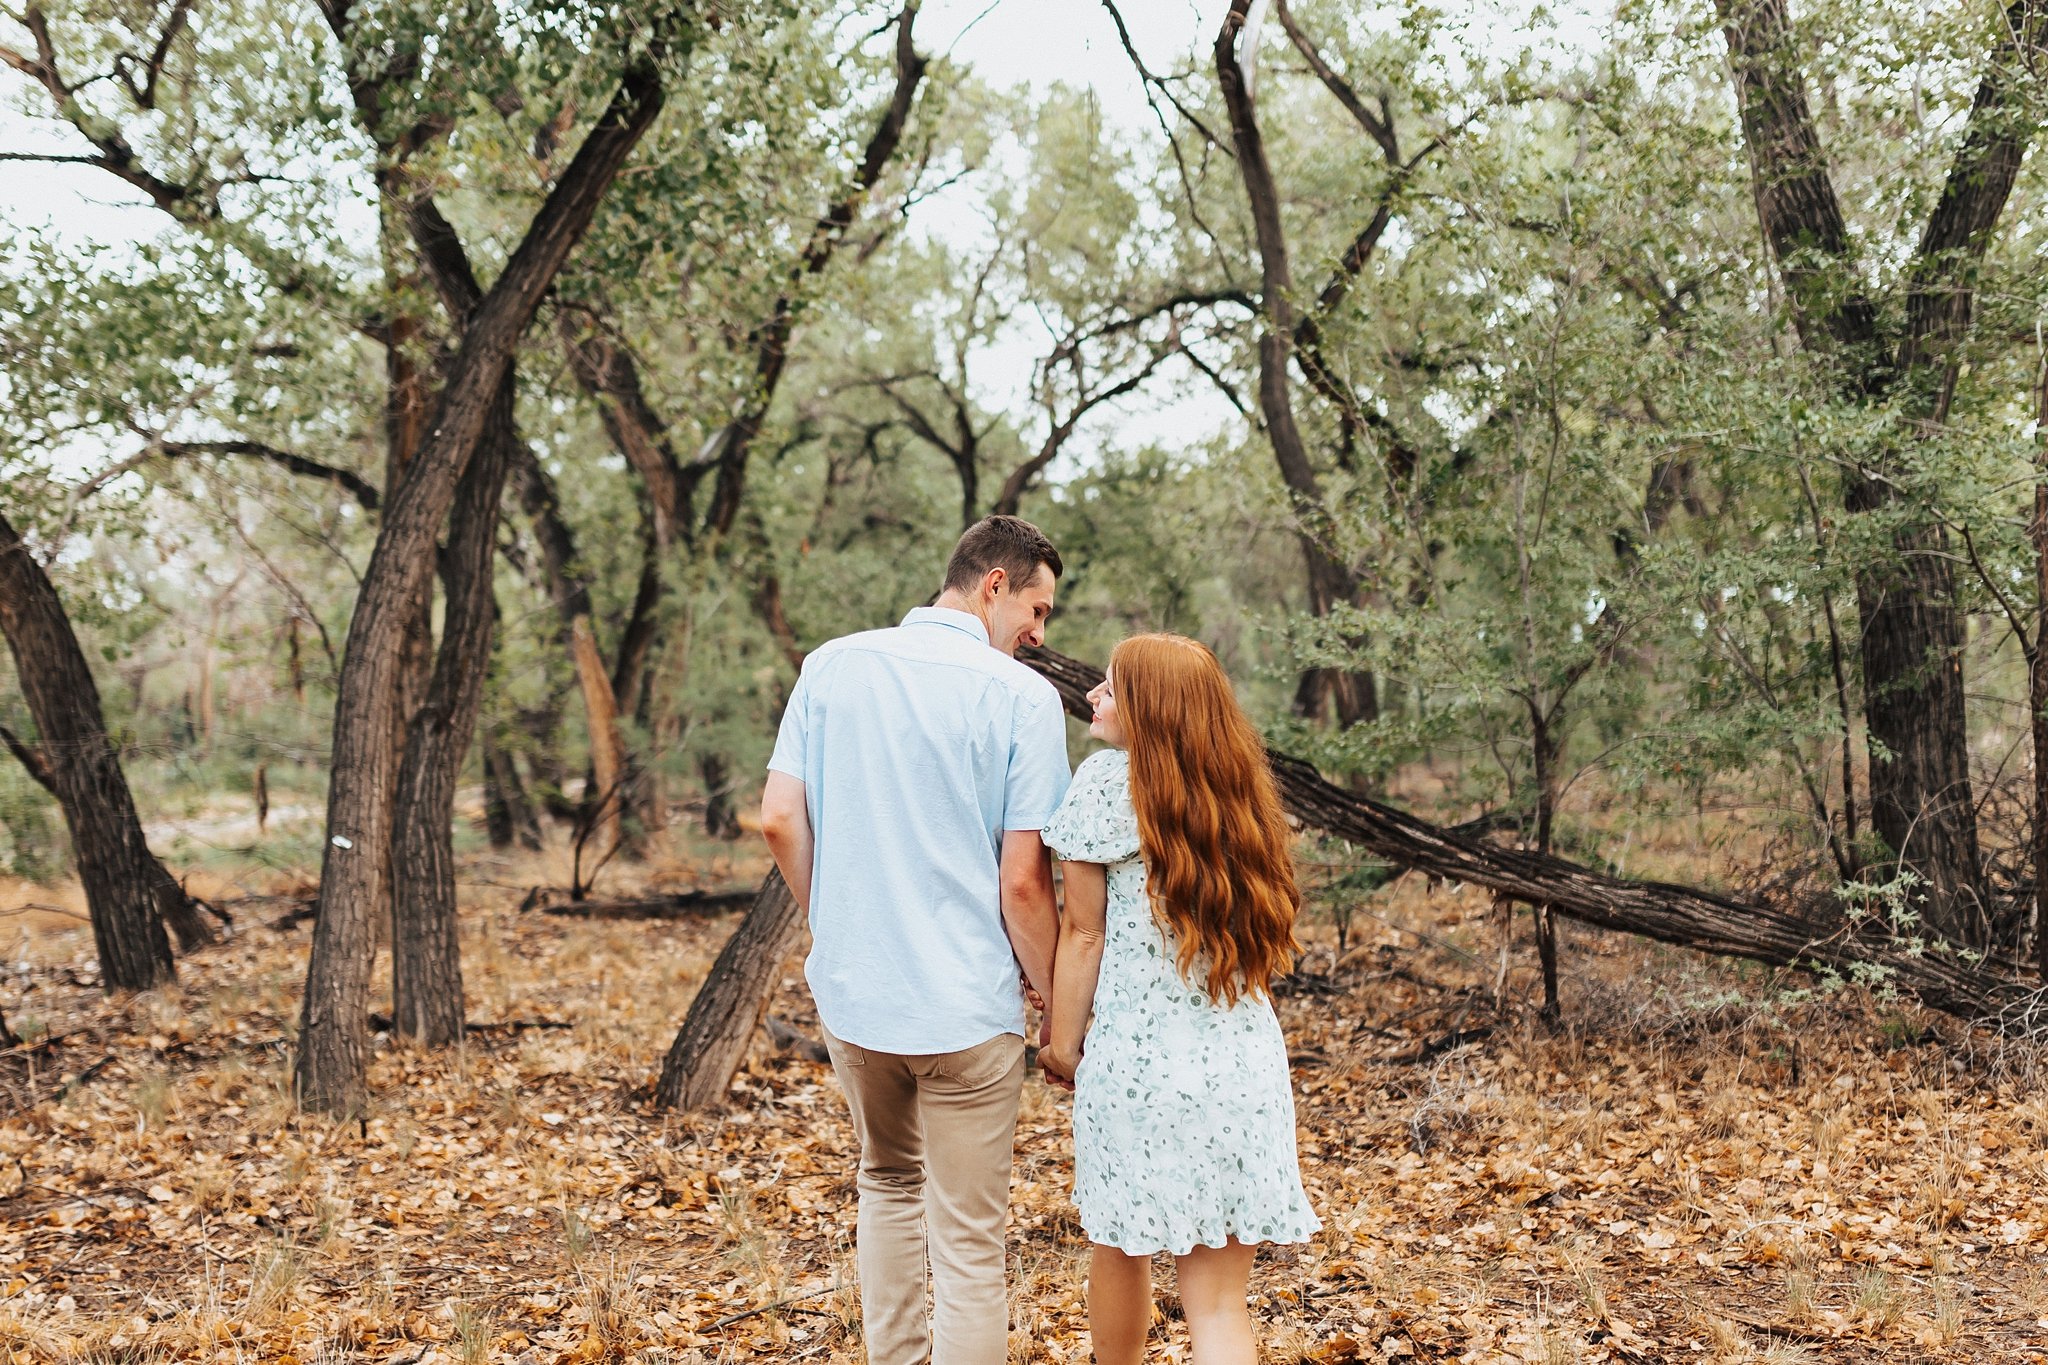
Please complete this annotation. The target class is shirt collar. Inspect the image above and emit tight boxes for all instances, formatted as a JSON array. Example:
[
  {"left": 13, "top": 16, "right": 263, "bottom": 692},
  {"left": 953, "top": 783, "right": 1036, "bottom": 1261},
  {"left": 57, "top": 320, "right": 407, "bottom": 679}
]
[{"left": 901, "top": 605, "right": 990, "bottom": 645}]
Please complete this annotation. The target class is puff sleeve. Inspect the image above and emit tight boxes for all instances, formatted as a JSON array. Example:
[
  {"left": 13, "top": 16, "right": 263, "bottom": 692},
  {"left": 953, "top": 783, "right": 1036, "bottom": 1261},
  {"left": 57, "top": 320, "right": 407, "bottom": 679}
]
[{"left": 1041, "top": 749, "right": 1141, "bottom": 864}]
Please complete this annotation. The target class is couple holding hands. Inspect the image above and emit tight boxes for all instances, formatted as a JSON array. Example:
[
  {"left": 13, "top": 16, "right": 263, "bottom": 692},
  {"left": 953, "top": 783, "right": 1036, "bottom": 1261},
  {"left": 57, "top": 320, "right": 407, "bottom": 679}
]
[{"left": 760, "top": 515, "right": 1318, "bottom": 1365}]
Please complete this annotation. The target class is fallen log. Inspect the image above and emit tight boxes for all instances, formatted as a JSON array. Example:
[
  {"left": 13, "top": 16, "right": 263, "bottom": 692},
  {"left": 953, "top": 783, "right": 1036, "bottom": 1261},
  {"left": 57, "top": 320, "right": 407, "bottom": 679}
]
[
  {"left": 541, "top": 889, "right": 757, "bottom": 921},
  {"left": 655, "top": 644, "right": 2038, "bottom": 1111},
  {"left": 1022, "top": 644, "right": 2034, "bottom": 1022}
]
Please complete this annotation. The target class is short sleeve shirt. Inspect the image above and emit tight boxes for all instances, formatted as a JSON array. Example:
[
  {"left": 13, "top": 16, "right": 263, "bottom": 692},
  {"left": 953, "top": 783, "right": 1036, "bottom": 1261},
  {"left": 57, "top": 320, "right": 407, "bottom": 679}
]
[{"left": 767, "top": 607, "right": 1071, "bottom": 1053}]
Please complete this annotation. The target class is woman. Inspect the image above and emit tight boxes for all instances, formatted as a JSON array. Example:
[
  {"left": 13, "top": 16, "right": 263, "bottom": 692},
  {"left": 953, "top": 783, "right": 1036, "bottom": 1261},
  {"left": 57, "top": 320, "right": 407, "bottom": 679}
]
[{"left": 1038, "top": 633, "right": 1319, "bottom": 1365}]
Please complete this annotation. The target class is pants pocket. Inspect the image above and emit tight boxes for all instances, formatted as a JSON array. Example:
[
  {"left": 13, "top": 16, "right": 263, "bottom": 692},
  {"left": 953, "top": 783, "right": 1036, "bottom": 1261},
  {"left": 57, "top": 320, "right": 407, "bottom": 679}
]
[
  {"left": 933, "top": 1033, "right": 1022, "bottom": 1089},
  {"left": 824, "top": 1031, "right": 866, "bottom": 1067}
]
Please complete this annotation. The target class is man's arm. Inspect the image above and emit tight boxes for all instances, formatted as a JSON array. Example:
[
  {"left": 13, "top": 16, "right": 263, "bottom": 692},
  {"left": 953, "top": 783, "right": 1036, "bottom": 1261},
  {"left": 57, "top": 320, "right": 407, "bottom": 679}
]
[
  {"left": 999, "top": 828, "right": 1058, "bottom": 1007},
  {"left": 760, "top": 771, "right": 815, "bottom": 912}
]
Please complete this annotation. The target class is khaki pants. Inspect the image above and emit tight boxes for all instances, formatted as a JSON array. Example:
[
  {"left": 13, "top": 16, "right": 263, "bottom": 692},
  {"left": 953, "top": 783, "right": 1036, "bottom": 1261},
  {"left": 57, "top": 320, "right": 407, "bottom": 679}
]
[{"left": 824, "top": 1028, "right": 1025, "bottom": 1365}]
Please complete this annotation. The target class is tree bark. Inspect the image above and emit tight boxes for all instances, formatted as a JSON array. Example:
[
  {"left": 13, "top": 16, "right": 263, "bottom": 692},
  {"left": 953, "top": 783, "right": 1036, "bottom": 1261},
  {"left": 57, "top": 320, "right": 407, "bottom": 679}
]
[
  {"left": 510, "top": 441, "right": 630, "bottom": 868},
  {"left": 654, "top": 869, "right": 801, "bottom": 1110},
  {"left": 0, "top": 510, "right": 187, "bottom": 989},
  {"left": 390, "top": 374, "right": 514, "bottom": 1045},
  {"left": 1719, "top": 0, "right": 2045, "bottom": 944},
  {"left": 1215, "top": 0, "right": 1377, "bottom": 728},
  {"left": 297, "top": 55, "right": 670, "bottom": 1115},
  {"left": 2032, "top": 344, "right": 2048, "bottom": 982}
]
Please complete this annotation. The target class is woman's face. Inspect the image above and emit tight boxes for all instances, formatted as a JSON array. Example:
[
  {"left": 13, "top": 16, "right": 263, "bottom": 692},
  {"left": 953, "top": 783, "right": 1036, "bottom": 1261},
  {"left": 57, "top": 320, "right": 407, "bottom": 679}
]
[{"left": 1087, "top": 669, "right": 1127, "bottom": 747}]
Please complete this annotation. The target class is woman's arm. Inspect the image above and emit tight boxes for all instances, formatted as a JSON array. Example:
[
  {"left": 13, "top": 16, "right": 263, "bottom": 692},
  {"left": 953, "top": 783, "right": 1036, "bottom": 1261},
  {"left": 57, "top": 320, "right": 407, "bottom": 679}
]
[{"left": 1042, "top": 860, "right": 1108, "bottom": 1083}]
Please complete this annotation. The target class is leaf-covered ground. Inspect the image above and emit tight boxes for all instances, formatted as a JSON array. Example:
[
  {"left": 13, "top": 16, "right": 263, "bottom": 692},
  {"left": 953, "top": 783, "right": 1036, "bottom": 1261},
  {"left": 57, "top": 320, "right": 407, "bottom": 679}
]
[{"left": 4, "top": 819, "right": 2048, "bottom": 1364}]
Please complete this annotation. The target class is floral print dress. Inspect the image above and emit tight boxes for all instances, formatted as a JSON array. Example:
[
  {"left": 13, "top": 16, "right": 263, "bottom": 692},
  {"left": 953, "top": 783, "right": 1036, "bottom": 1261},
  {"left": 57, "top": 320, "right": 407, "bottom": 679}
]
[{"left": 1041, "top": 748, "right": 1321, "bottom": 1256}]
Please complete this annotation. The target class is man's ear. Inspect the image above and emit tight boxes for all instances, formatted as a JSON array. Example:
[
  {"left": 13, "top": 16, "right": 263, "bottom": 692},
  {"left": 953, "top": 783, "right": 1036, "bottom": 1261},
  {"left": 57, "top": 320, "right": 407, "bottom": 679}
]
[{"left": 985, "top": 566, "right": 1008, "bottom": 597}]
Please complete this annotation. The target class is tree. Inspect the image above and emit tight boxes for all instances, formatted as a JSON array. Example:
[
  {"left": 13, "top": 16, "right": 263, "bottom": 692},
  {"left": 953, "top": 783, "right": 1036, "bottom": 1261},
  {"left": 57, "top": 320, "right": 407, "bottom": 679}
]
[
  {"left": 296, "top": 19, "right": 683, "bottom": 1113},
  {"left": 1717, "top": 0, "right": 2048, "bottom": 945},
  {"left": 0, "top": 509, "right": 192, "bottom": 990}
]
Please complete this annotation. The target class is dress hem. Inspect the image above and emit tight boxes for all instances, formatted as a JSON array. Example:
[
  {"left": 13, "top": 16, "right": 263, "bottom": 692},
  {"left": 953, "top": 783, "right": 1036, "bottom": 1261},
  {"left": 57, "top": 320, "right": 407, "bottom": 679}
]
[{"left": 1080, "top": 1220, "right": 1323, "bottom": 1258}]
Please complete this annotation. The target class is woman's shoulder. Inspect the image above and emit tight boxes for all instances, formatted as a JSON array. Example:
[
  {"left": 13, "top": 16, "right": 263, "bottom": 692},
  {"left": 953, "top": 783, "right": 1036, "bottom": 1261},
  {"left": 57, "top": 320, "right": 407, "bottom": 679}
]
[
  {"left": 1045, "top": 747, "right": 1139, "bottom": 863},
  {"left": 1073, "top": 747, "right": 1130, "bottom": 782}
]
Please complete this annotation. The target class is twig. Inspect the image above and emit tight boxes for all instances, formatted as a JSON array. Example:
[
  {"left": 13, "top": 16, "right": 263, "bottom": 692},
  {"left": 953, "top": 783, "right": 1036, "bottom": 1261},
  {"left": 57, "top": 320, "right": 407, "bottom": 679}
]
[
  {"left": 1675, "top": 1293, "right": 1841, "bottom": 1346},
  {"left": 0, "top": 1055, "right": 115, "bottom": 1121},
  {"left": 706, "top": 1283, "right": 841, "bottom": 1330},
  {"left": 1, "top": 902, "right": 91, "bottom": 923},
  {"left": 1389, "top": 1027, "right": 1492, "bottom": 1065}
]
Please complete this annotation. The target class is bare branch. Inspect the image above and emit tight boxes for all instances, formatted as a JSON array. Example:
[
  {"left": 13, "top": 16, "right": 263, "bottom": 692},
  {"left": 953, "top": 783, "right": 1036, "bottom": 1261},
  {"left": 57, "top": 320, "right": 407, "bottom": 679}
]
[
  {"left": 113, "top": 0, "right": 192, "bottom": 109},
  {"left": 0, "top": 723, "right": 55, "bottom": 794},
  {"left": 1273, "top": 0, "right": 1399, "bottom": 162},
  {"left": 74, "top": 440, "right": 383, "bottom": 511}
]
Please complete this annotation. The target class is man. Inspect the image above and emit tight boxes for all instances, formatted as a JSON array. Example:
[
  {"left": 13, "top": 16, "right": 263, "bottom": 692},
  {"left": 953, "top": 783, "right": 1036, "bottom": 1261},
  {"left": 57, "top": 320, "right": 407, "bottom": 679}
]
[{"left": 760, "top": 514, "right": 1070, "bottom": 1365}]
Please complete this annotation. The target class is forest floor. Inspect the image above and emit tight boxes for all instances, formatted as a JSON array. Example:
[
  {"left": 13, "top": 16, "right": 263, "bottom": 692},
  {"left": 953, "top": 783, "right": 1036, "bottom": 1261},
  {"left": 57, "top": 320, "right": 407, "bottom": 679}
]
[{"left": 4, "top": 802, "right": 2048, "bottom": 1364}]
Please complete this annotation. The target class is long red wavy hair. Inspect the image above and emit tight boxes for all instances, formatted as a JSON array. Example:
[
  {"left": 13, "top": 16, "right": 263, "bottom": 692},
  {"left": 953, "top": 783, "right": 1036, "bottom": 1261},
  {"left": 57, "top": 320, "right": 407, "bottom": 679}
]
[{"left": 1111, "top": 633, "right": 1300, "bottom": 1005}]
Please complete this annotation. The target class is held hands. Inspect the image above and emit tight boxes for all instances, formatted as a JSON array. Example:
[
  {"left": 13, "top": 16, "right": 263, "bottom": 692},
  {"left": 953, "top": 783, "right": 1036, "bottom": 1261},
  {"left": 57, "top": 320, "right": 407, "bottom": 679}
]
[
  {"left": 1038, "top": 1040, "right": 1080, "bottom": 1091},
  {"left": 1021, "top": 971, "right": 1076, "bottom": 1091}
]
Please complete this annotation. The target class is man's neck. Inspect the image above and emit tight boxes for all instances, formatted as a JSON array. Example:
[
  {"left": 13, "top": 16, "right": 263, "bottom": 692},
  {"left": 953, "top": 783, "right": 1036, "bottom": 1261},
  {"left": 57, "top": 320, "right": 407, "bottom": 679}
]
[{"left": 931, "top": 588, "right": 990, "bottom": 637}]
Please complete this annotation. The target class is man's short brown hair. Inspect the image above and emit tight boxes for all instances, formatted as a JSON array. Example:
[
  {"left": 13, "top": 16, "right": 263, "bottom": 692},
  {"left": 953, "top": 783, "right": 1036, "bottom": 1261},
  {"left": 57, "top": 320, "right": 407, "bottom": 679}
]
[{"left": 943, "top": 515, "right": 1063, "bottom": 594}]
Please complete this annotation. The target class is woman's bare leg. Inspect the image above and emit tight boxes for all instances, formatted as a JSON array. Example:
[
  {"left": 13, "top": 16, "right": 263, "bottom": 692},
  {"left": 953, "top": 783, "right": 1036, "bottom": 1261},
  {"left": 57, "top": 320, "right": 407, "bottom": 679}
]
[
  {"left": 1175, "top": 1239, "right": 1258, "bottom": 1365},
  {"left": 1088, "top": 1243, "right": 1152, "bottom": 1365}
]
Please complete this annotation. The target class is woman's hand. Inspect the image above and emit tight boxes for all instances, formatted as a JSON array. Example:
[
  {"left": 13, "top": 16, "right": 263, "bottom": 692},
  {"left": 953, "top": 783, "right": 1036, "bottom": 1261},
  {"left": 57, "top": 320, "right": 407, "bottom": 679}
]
[{"left": 1039, "top": 1041, "right": 1080, "bottom": 1090}]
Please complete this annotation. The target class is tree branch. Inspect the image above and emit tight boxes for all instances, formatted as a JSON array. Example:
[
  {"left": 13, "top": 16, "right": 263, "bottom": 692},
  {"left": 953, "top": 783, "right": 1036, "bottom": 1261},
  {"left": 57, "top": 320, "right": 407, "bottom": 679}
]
[
  {"left": 0, "top": 723, "right": 55, "bottom": 794},
  {"left": 106, "top": 441, "right": 384, "bottom": 511},
  {"left": 700, "top": 2, "right": 929, "bottom": 540},
  {"left": 1273, "top": 0, "right": 1399, "bottom": 162}
]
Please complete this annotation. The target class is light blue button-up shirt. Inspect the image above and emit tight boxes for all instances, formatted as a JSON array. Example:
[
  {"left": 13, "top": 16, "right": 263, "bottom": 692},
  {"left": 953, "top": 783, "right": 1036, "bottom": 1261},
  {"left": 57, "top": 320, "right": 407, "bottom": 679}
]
[{"left": 767, "top": 607, "right": 1072, "bottom": 1054}]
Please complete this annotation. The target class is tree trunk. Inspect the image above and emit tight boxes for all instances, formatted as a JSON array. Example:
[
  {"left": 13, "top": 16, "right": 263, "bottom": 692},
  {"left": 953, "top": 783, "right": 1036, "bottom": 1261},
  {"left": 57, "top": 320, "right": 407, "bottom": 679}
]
[
  {"left": 699, "top": 751, "right": 742, "bottom": 841},
  {"left": 1719, "top": 0, "right": 2046, "bottom": 945},
  {"left": 484, "top": 739, "right": 544, "bottom": 851},
  {"left": 1530, "top": 701, "right": 1562, "bottom": 1024},
  {"left": 654, "top": 869, "right": 801, "bottom": 1110},
  {"left": 1852, "top": 518, "right": 1984, "bottom": 939},
  {"left": 2032, "top": 346, "right": 2048, "bottom": 982},
  {"left": 511, "top": 442, "right": 630, "bottom": 869},
  {"left": 0, "top": 510, "right": 187, "bottom": 989},
  {"left": 482, "top": 741, "right": 516, "bottom": 849},
  {"left": 297, "top": 58, "right": 669, "bottom": 1115},
  {"left": 380, "top": 217, "right": 440, "bottom": 866},
  {"left": 390, "top": 375, "right": 514, "bottom": 1045},
  {"left": 1215, "top": 0, "right": 1377, "bottom": 728}
]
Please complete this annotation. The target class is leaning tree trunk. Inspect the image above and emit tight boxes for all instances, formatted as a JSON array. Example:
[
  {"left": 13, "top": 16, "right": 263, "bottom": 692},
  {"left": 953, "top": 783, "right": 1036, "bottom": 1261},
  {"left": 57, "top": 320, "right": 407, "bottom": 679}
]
[
  {"left": 390, "top": 375, "right": 515, "bottom": 1045},
  {"left": 654, "top": 870, "right": 801, "bottom": 1110},
  {"left": 656, "top": 641, "right": 2042, "bottom": 1111},
  {"left": 297, "top": 60, "right": 669, "bottom": 1115},
  {"left": 1023, "top": 645, "right": 2034, "bottom": 1019},
  {"left": 0, "top": 510, "right": 194, "bottom": 989}
]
